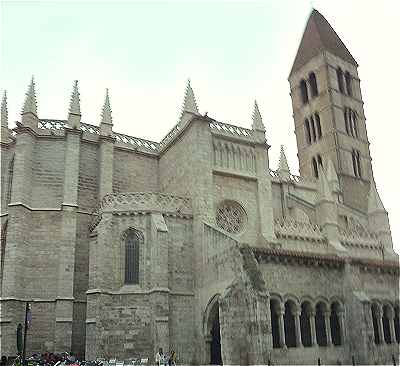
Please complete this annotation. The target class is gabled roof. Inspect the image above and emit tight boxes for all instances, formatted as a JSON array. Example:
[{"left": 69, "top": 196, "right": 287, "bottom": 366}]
[{"left": 289, "top": 9, "right": 358, "bottom": 77}]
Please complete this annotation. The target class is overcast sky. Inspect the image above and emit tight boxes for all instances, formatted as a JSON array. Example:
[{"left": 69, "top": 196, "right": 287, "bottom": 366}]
[{"left": 1, "top": 0, "right": 399, "bottom": 254}]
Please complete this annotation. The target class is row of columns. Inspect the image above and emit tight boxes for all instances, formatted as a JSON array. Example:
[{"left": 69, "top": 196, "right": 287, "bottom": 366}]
[
  {"left": 273, "top": 301, "right": 345, "bottom": 348},
  {"left": 372, "top": 304, "right": 399, "bottom": 345}
]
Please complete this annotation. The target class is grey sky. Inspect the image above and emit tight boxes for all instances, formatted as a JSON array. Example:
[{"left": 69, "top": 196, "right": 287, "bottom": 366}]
[{"left": 1, "top": 0, "right": 399, "bottom": 253}]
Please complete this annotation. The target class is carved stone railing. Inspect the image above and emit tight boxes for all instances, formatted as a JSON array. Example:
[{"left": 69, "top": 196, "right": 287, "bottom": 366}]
[
  {"left": 274, "top": 218, "right": 324, "bottom": 242},
  {"left": 159, "top": 123, "right": 182, "bottom": 150},
  {"left": 100, "top": 192, "right": 192, "bottom": 215},
  {"left": 114, "top": 131, "right": 159, "bottom": 153},
  {"left": 339, "top": 227, "right": 381, "bottom": 249},
  {"left": 38, "top": 119, "right": 66, "bottom": 130},
  {"left": 269, "top": 169, "right": 317, "bottom": 186},
  {"left": 81, "top": 122, "right": 100, "bottom": 135},
  {"left": 203, "top": 222, "right": 239, "bottom": 262},
  {"left": 209, "top": 120, "right": 253, "bottom": 140}
]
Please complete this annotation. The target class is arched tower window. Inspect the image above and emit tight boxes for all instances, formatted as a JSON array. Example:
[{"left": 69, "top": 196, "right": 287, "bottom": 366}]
[
  {"left": 305, "top": 119, "right": 311, "bottom": 145},
  {"left": 315, "top": 302, "right": 328, "bottom": 346},
  {"left": 344, "top": 108, "right": 350, "bottom": 135},
  {"left": 345, "top": 71, "right": 352, "bottom": 96},
  {"left": 336, "top": 67, "right": 344, "bottom": 93},
  {"left": 284, "top": 301, "right": 297, "bottom": 348},
  {"left": 7, "top": 156, "right": 14, "bottom": 204},
  {"left": 300, "top": 301, "right": 313, "bottom": 347},
  {"left": 124, "top": 229, "right": 142, "bottom": 284},
  {"left": 270, "top": 299, "right": 283, "bottom": 348},
  {"left": 309, "top": 72, "right": 318, "bottom": 97},
  {"left": 315, "top": 113, "right": 322, "bottom": 139},
  {"left": 330, "top": 302, "right": 343, "bottom": 346},
  {"left": 352, "top": 150, "right": 362, "bottom": 178},
  {"left": 352, "top": 110, "right": 358, "bottom": 138},
  {"left": 310, "top": 116, "right": 317, "bottom": 142},
  {"left": 317, "top": 154, "right": 323, "bottom": 168},
  {"left": 383, "top": 305, "right": 393, "bottom": 344},
  {"left": 312, "top": 157, "right": 319, "bottom": 178},
  {"left": 300, "top": 79, "right": 309, "bottom": 104},
  {"left": 394, "top": 305, "right": 400, "bottom": 343},
  {"left": 371, "top": 304, "right": 381, "bottom": 345},
  {"left": 0, "top": 221, "right": 7, "bottom": 280}
]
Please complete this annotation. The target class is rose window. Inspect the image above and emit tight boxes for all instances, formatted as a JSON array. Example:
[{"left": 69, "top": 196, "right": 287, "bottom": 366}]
[{"left": 216, "top": 200, "right": 247, "bottom": 234}]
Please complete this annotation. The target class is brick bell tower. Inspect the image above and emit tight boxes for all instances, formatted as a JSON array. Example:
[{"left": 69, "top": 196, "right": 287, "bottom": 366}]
[{"left": 288, "top": 9, "right": 373, "bottom": 212}]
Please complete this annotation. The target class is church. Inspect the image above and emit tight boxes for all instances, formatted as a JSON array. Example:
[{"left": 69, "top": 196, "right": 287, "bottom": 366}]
[{"left": 0, "top": 9, "right": 399, "bottom": 365}]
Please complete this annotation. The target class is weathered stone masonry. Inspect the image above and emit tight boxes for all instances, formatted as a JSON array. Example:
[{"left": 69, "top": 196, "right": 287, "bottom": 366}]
[{"left": 0, "top": 9, "right": 399, "bottom": 365}]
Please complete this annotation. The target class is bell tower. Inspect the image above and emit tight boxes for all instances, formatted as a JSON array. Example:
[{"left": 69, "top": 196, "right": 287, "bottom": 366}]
[{"left": 289, "top": 9, "right": 373, "bottom": 212}]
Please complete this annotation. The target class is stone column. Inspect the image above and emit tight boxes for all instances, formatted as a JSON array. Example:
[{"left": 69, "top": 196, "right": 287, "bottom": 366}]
[
  {"left": 338, "top": 310, "right": 346, "bottom": 345},
  {"left": 377, "top": 307, "right": 385, "bottom": 345},
  {"left": 388, "top": 312, "right": 396, "bottom": 344},
  {"left": 324, "top": 311, "right": 333, "bottom": 346},
  {"left": 294, "top": 310, "right": 303, "bottom": 347},
  {"left": 310, "top": 310, "right": 317, "bottom": 346},
  {"left": 277, "top": 306, "right": 286, "bottom": 348}
]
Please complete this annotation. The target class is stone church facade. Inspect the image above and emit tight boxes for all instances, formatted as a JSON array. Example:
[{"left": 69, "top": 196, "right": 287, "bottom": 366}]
[{"left": 0, "top": 9, "right": 399, "bottom": 365}]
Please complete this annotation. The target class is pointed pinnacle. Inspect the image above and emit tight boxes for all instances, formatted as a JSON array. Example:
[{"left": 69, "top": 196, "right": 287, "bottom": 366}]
[
  {"left": 252, "top": 100, "right": 265, "bottom": 131},
  {"left": 368, "top": 181, "right": 385, "bottom": 214},
  {"left": 182, "top": 79, "right": 199, "bottom": 114},
  {"left": 69, "top": 80, "right": 81, "bottom": 115},
  {"left": 326, "top": 159, "right": 338, "bottom": 183},
  {"left": 101, "top": 88, "right": 113, "bottom": 125},
  {"left": 22, "top": 76, "right": 37, "bottom": 115},
  {"left": 1, "top": 90, "right": 8, "bottom": 127},
  {"left": 317, "top": 166, "right": 334, "bottom": 202},
  {"left": 278, "top": 145, "right": 290, "bottom": 173}
]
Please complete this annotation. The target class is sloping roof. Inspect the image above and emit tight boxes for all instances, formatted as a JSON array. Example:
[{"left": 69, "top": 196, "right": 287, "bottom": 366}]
[{"left": 289, "top": 9, "right": 358, "bottom": 77}]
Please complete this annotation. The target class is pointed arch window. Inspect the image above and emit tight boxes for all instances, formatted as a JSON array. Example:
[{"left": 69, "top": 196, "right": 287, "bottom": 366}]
[
  {"left": 309, "top": 72, "right": 318, "bottom": 97},
  {"left": 352, "top": 149, "right": 362, "bottom": 178},
  {"left": 344, "top": 109, "right": 350, "bottom": 135},
  {"left": 7, "top": 156, "right": 14, "bottom": 204},
  {"left": 312, "top": 157, "right": 319, "bottom": 178},
  {"left": 315, "top": 113, "right": 322, "bottom": 139},
  {"left": 337, "top": 67, "right": 344, "bottom": 93},
  {"left": 352, "top": 110, "right": 358, "bottom": 138},
  {"left": 310, "top": 116, "right": 317, "bottom": 142},
  {"left": 345, "top": 71, "right": 352, "bottom": 96},
  {"left": 305, "top": 119, "right": 311, "bottom": 145},
  {"left": 317, "top": 154, "right": 323, "bottom": 168},
  {"left": 300, "top": 79, "right": 309, "bottom": 105},
  {"left": 124, "top": 229, "right": 142, "bottom": 285}
]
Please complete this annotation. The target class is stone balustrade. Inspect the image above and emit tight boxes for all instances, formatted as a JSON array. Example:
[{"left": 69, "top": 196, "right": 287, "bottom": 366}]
[
  {"left": 113, "top": 131, "right": 159, "bottom": 153},
  {"left": 338, "top": 227, "right": 381, "bottom": 249},
  {"left": 274, "top": 218, "right": 324, "bottom": 242},
  {"left": 209, "top": 120, "right": 253, "bottom": 140}
]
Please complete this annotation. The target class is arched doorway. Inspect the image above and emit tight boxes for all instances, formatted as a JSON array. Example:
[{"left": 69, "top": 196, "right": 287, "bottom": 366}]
[{"left": 204, "top": 295, "right": 222, "bottom": 365}]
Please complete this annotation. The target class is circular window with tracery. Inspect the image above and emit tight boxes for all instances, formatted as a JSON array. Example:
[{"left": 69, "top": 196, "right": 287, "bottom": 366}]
[{"left": 216, "top": 200, "right": 247, "bottom": 234}]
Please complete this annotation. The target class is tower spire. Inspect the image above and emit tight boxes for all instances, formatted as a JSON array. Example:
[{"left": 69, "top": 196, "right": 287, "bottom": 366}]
[
  {"left": 100, "top": 88, "right": 113, "bottom": 136},
  {"left": 252, "top": 100, "right": 265, "bottom": 131},
  {"left": 1, "top": 90, "right": 9, "bottom": 143},
  {"left": 278, "top": 145, "right": 290, "bottom": 179},
  {"left": 22, "top": 76, "right": 37, "bottom": 116},
  {"left": 67, "top": 80, "right": 81, "bottom": 128}
]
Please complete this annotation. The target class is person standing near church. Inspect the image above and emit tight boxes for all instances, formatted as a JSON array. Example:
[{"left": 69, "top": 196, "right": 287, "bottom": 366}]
[{"left": 155, "top": 348, "right": 164, "bottom": 366}]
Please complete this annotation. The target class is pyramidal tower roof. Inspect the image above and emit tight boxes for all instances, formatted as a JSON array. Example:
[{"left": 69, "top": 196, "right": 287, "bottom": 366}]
[{"left": 290, "top": 9, "right": 358, "bottom": 77}]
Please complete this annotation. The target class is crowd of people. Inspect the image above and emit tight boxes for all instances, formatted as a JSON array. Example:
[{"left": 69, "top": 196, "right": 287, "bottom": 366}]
[{"left": 154, "top": 349, "right": 176, "bottom": 366}]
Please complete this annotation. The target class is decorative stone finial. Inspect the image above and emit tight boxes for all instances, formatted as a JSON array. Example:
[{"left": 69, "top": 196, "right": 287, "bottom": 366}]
[
  {"left": 368, "top": 181, "right": 385, "bottom": 214},
  {"left": 100, "top": 89, "right": 113, "bottom": 136},
  {"left": 317, "top": 166, "right": 334, "bottom": 203},
  {"left": 22, "top": 76, "right": 37, "bottom": 116},
  {"left": 69, "top": 80, "right": 81, "bottom": 115},
  {"left": 278, "top": 145, "right": 290, "bottom": 175},
  {"left": 67, "top": 80, "right": 81, "bottom": 129},
  {"left": 1, "top": 90, "right": 8, "bottom": 127},
  {"left": 326, "top": 159, "right": 339, "bottom": 192},
  {"left": 252, "top": 100, "right": 265, "bottom": 131},
  {"left": 182, "top": 79, "right": 199, "bottom": 114}
]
